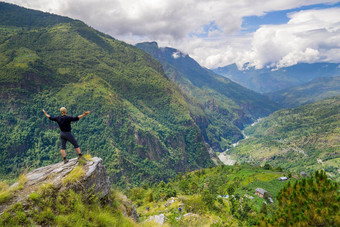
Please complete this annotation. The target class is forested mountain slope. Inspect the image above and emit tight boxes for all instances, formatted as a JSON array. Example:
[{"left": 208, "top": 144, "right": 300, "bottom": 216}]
[
  {"left": 228, "top": 96, "right": 340, "bottom": 181},
  {"left": 267, "top": 76, "right": 340, "bottom": 108},
  {"left": 136, "top": 42, "right": 278, "bottom": 151},
  {"left": 0, "top": 2, "right": 216, "bottom": 187}
]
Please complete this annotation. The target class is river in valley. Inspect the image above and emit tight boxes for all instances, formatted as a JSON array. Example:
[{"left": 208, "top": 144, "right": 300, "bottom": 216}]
[{"left": 218, "top": 118, "right": 262, "bottom": 165}]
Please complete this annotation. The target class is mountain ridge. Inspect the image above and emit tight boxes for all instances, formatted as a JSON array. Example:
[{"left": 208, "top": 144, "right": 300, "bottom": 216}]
[
  {"left": 136, "top": 41, "right": 278, "bottom": 151},
  {"left": 267, "top": 76, "right": 340, "bottom": 108}
]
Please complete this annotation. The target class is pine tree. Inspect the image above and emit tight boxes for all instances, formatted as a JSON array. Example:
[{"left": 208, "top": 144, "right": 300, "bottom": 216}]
[{"left": 266, "top": 170, "right": 340, "bottom": 226}]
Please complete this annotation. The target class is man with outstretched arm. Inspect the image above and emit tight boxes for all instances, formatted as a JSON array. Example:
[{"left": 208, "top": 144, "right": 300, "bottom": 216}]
[{"left": 43, "top": 107, "right": 90, "bottom": 164}]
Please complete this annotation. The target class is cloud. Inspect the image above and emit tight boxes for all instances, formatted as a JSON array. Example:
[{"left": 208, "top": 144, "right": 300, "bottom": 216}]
[
  {"left": 175, "top": 6, "right": 340, "bottom": 69},
  {"left": 171, "top": 51, "right": 182, "bottom": 59},
  {"left": 3, "top": 0, "right": 340, "bottom": 69},
  {"left": 244, "top": 7, "right": 340, "bottom": 69}
]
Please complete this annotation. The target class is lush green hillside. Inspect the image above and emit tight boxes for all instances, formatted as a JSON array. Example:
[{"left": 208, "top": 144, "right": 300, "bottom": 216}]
[
  {"left": 127, "top": 163, "right": 288, "bottom": 226},
  {"left": 213, "top": 63, "right": 340, "bottom": 93},
  {"left": 267, "top": 76, "right": 340, "bottom": 108},
  {"left": 3, "top": 161, "right": 337, "bottom": 226},
  {"left": 136, "top": 42, "right": 278, "bottom": 151},
  {"left": 0, "top": 2, "right": 216, "bottom": 187},
  {"left": 126, "top": 164, "right": 339, "bottom": 226},
  {"left": 227, "top": 96, "right": 340, "bottom": 182}
]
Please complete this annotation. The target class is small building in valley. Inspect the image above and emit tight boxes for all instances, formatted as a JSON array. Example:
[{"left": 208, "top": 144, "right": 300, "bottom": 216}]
[
  {"left": 300, "top": 171, "right": 307, "bottom": 177},
  {"left": 255, "top": 188, "right": 270, "bottom": 198},
  {"left": 255, "top": 188, "right": 274, "bottom": 203},
  {"left": 279, "top": 176, "right": 288, "bottom": 181}
]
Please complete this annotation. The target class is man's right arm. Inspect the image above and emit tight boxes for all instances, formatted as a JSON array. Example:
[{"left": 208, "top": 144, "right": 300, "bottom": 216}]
[
  {"left": 43, "top": 110, "right": 57, "bottom": 121},
  {"left": 43, "top": 109, "right": 50, "bottom": 118}
]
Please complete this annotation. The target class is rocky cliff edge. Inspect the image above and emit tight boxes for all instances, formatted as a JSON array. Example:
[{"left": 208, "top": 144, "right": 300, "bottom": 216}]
[{"left": 0, "top": 157, "right": 110, "bottom": 215}]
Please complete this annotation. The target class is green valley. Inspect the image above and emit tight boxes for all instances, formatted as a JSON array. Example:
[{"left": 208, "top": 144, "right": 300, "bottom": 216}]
[{"left": 227, "top": 95, "right": 340, "bottom": 181}]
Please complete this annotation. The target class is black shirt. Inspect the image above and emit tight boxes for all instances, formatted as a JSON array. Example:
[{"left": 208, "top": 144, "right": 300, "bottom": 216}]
[{"left": 49, "top": 115, "right": 79, "bottom": 132}]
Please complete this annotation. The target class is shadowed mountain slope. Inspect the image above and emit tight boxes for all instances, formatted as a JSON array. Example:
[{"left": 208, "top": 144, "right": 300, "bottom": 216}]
[{"left": 136, "top": 42, "right": 278, "bottom": 151}]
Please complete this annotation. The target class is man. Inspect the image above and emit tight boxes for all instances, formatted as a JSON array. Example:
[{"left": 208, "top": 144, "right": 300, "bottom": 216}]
[{"left": 43, "top": 107, "right": 90, "bottom": 164}]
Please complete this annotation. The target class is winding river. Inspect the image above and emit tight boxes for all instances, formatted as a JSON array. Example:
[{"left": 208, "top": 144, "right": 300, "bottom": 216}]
[{"left": 218, "top": 118, "right": 262, "bottom": 165}]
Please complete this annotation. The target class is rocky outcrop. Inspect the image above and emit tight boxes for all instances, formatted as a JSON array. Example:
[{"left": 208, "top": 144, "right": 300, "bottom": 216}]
[
  {"left": 146, "top": 214, "right": 165, "bottom": 225},
  {"left": 23, "top": 157, "right": 109, "bottom": 197},
  {"left": 0, "top": 157, "right": 111, "bottom": 215}
]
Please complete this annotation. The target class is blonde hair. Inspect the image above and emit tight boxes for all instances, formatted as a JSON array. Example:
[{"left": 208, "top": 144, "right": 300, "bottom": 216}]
[{"left": 60, "top": 107, "right": 67, "bottom": 116}]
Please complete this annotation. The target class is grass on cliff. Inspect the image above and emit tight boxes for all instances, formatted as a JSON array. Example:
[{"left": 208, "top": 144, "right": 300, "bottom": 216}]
[
  {"left": 0, "top": 174, "right": 27, "bottom": 204},
  {"left": 0, "top": 182, "right": 11, "bottom": 204},
  {"left": 0, "top": 186, "right": 137, "bottom": 226},
  {"left": 62, "top": 166, "right": 85, "bottom": 186},
  {"left": 61, "top": 154, "right": 93, "bottom": 185}
]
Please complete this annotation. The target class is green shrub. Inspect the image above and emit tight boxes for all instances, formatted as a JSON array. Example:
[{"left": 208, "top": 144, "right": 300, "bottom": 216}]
[
  {"left": 0, "top": 190, "right": 11, "bottom": 204},
  {"left": 35, "top": 207, "right": 55, "bottom": 225},
  {"left": 28, "top": 192, "right": 40, "bottom": 202},
  {"left": 0, "top": 181, "right": 9, "bottom": 192}
]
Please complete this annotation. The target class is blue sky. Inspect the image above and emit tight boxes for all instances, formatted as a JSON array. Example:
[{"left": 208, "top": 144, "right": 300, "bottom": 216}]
[{"left": 4, "top": 0, "right": 340, "bottom": 69}]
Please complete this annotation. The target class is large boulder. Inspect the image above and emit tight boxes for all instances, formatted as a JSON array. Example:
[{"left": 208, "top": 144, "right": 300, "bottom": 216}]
[{"left": 0, "top": 157, "right": 111, "bottom": 215}]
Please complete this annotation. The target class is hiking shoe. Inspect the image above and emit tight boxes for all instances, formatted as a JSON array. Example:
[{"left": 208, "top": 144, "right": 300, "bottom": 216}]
[
  {"left": 63, "top": 158, "right": 69, "bottom": 164},
  {"left": 78, "top": 155, "right": 87, "bottom": 162}
]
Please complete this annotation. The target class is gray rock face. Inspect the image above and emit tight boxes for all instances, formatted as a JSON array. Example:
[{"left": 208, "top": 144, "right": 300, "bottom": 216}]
[
  {"left": 1, "top": 157, "right": 111, "bottom": 215},
  {"left": 146, "top": 214, "right": 165, "bottom": 225},
  {"left": 80, "top": 157, "right": 111, "bottom": 198},
  {"left": 25, "top": 157, "right": 110, "bottom": 198}
]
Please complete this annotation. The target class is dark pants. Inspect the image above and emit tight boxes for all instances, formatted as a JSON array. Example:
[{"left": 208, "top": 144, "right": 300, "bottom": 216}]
[{"left": 60, "top": 131, "right": 79, "bottom": 149}]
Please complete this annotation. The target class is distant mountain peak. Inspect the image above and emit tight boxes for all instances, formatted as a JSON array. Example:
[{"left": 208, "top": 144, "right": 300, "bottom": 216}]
[{"left": 213, "top": 62, "right": 340, "bottom": 93}]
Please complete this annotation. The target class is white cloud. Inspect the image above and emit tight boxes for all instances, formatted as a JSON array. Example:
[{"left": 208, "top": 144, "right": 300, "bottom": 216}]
[
  {"left": 172, "top": 51, "right": 181, "bottom": 59},
  {"left": 3, "top": 0, "right": 340, "bottom": 69},
  {"left": 244, "top": 7, "right": 340, "bottom": 69}
]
